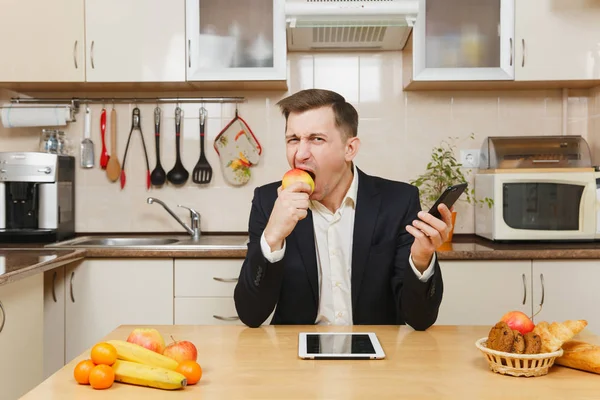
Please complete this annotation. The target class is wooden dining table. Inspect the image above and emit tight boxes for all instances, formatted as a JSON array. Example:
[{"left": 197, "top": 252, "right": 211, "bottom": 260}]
[{"left": 22, "top": 324, "right": 600, "bottom": 399}]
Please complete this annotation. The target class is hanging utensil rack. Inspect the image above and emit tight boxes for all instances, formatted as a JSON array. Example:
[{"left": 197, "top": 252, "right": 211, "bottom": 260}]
[{"left": 3, "top": 96, "right": 246, "bottom": 122}]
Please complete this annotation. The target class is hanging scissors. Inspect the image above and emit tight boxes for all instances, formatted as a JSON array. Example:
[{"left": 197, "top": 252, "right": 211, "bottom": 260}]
[{"left": 120, "top": 107, "right": 150, "bottom": 190}]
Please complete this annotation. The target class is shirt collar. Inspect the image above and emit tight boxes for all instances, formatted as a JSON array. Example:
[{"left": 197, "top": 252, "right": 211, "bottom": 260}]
[{"left": 345, "top": 163, "right": 359, "bottom": 208}]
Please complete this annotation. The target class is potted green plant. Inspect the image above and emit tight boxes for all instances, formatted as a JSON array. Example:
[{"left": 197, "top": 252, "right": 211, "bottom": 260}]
[{"left": 409, "top": 134, "right": 493, "bottom": 243}]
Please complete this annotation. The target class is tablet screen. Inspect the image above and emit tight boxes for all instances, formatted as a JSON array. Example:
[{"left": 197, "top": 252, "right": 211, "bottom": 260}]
[{"left": 305, "top": 334, "right": 376, "bottom": 355}]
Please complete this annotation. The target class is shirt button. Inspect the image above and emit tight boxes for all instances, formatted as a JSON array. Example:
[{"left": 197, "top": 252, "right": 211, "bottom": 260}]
[
  {"left": 337, "top": 312, "right": 343, "bottom": 318},
  {"left": 335, "top": 281, "right": 341, "bottom": 287}
]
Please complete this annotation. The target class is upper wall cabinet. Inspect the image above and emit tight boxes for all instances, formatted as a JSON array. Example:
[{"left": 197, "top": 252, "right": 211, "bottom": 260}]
[
  {"left": 84, "top": 0, "right": 186, "bottom": 82},
  {"left": 0, "top": 0, "right": 85, "bottom": 82},
  {"left": 515, "top": 0, "right": 600, "bottom": 81},
  {"left": 185, "top": 0, "right": 286, "bottom": 82},
  {"left": 412, "top": 0, "right": 514, "bottom": 81}
]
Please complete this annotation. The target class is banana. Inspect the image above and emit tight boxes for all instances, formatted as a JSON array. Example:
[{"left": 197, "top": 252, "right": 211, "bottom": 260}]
[
  {"left": 112, "top": 359, "right": 187, "bottom": 390},
  {"left": 107, "top": 340, "right": 179, "bottom": 370}
]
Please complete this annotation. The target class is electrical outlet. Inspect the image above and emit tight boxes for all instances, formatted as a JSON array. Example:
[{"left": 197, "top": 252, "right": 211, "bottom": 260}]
[{"left": 460, "top": 149, "right": 480, "bottom": 168}]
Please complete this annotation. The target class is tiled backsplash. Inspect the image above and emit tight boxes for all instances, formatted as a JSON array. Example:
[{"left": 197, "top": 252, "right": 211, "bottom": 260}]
[{"left": 1, "top": 52, "right": 598, "bottom": 234}]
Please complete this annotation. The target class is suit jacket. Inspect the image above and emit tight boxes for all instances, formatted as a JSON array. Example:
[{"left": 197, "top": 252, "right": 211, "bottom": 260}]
[{"left": 234, "top": 168, "right": 443, "bottom": 329}]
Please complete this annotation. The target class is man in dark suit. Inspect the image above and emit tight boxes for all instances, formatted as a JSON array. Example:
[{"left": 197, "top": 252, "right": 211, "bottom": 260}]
[{"left": 234, "top": 89, "right": 452, "bottom": 330}]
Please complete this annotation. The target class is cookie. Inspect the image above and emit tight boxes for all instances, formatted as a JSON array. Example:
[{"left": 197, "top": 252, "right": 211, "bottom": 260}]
[
  {"left": 512, "top": 330, "right": 525, "bottom": 354},
  {"left": 487, "top": 321, "right": 514, "bottom": 352},
  {"left": 524, "top": 332, "right": 542, "bottom": 354}
]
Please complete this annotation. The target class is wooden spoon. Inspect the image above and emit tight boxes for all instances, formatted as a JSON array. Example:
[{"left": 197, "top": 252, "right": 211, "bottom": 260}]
[{"left": 106, "top": 108, "right": 121, "bottom": 182}]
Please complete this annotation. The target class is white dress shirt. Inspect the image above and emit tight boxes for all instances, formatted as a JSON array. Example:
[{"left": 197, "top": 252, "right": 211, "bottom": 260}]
[{"left": 260, "top": 165, "right": 436, "bottom": 325}]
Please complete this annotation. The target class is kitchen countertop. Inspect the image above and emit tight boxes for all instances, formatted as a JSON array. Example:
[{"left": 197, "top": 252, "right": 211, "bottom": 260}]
[
  {"left": 21, "top": 324, "right": 600, "bottom": 399},
  {"left": 0, "top": 249, "right": 85, "bottom": 286},
  {"left": 79, "top": 246, "right": 247, "bottom": 258},
  {"left": 4, "top": 233, "right": 600, "bottom": 288},
  {"left": 436, "top": 235, "right": 600, "bottom": 260},
  {"left": 43, "top": 233, "right": 600, "bottom": 259}
]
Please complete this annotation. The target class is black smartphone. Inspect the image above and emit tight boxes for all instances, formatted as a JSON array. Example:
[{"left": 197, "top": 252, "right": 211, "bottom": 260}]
[{"left": 426, "top": 183, "right": 468, "bottom": 220}]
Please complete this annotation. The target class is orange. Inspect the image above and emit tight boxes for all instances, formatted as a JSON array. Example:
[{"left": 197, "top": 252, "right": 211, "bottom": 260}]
[
  {"left": 91, "top": 342, "right": 117, "bottom": 366},
  {"left": 73, "top": 359, "right": 95, "bottom": 385},
  {"left": 89, "top": 364, "right": 115, "bottom": 390},
  {"left": 176, "top": 360, "right": 202, "bottom": 385}
]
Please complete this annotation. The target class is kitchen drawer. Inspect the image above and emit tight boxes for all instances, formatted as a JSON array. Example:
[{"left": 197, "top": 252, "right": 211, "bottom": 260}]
[
  {"left": 174, "top": 297, "right": 242, "bottom": 325},
  {"left": 174, "top": 259, "right": 242, "bottom": 297}
]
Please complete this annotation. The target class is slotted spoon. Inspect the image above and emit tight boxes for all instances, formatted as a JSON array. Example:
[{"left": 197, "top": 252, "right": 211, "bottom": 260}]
[{"left": 192, "top": 107, "right": 212, "bottom": 184}]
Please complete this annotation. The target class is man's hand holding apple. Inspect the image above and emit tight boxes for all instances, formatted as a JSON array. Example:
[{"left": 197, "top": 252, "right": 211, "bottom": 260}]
[
  {"left": 263, "top": 181, "right": 312, "bottom": 252},
  {"left": 263, "top": 169, "right": 315, "bottom": 252}
]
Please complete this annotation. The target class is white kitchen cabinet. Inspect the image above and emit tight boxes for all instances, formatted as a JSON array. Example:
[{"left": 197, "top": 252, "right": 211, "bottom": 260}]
[
  {"left": 0, "top": 275, "right": 44, "bottom": 400},
  {"left": 0, "top": 0, "right": 85, "bottom": 82},
  {"left": 43, "top": 267, "right": 65, "bottom": 380},
  {"left": 64, "top": 258, "right": 174, "bottom": 363},
  {"left": 175, "top": 259, "right": 242, "bottom": 325},
  {"left": 531, "top": 260, "right": 600, "bottom": 335},
  {"left": 185, "top": 0, "right": 286, "bottom": 82},
  {"left": 175, "top": 297, "right": 242, "bottom": 325},
  {"left": 84, "top": 0, "right": 186, "bottom": 82},
  {"left": 435, "top": 260, "right": 532, "bottom": 325},
  {"left": 175, "top": 258, "right": 241, "bottom": 297},
  {"left": 411, "top": 0, "right": 514, "bottom": 81},
  {"left": 515, "top": 0, "right": 600, "bottom": 81},
  {"left": 174, "top": 258, "right": 272, "bottom": 326}
]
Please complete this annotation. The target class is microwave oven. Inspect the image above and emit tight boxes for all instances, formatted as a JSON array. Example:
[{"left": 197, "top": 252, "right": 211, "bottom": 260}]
[
  {"left": 475, "top": 170, "right": 600, "bottom": 241},
  {"left": 474, "top": 135, "right": 600, "bottom": 242}
]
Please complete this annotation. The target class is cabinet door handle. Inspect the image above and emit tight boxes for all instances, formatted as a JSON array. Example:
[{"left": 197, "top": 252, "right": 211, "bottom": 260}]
[
  {"left": 212, "top": 277, "right": 238, "bottom": 283},
  {"left": 73, "top": 40, "right": 78, "bottom": 69},
  {"left": 213, "top": 315, "right": 239, "bottom": 321},
  {"left": 91, "top": 40, "right": 95, "bottom": 69},
  {"left": 509, "top": 38, "right": 513, "bottom": 66},
  {"left": 521, "top": 38, "right": 525, "bottom": 67},
  {"left": 70, "top": 271, "right": 75, "bottom": 303},
  {"left": 0, "top": 300, "right": 5, "bottom": 333},
  {"left": 188, "top": 39, "right": 191, "bottom": 68},
  {"left": 540, "top": 273, "right": 545, "bottom": 307},
  {"left": 52, "top": 271, "right": 57, "bottom": 303},
  {"left": 522, "top": 273, "right": 527, "bottom": 305}
]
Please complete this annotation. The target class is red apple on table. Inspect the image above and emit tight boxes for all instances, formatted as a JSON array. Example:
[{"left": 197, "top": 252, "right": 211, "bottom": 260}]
[
  {"left": 501, "top": 311, "right": 535, "bottom": 335},
  {"left": 163, "top": 337, "right": 198, "bottom": 363},
  {"left": 281, "top": 168, "right": 315, "bottom": 194},
  {"left": 126, "top": 328, "right": 166, "bottom": 354}
]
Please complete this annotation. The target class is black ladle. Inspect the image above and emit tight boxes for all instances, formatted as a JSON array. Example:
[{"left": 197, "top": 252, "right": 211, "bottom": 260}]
[
  {"left": 167, "top": 107, "right": 189, "bottom": 185},
  {"left": 150, "top": 106, "right": 166, "bottom": 186}
]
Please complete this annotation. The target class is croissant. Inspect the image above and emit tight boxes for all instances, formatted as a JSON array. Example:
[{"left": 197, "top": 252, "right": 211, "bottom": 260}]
[{"left": 533, "top": 320, "right": 588, "bottom": 353}]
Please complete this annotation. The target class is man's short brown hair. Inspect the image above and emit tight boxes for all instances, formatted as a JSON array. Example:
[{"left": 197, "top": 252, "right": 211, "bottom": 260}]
[{"left": 276, "top": 89, "right": 358, "bottom": 139}]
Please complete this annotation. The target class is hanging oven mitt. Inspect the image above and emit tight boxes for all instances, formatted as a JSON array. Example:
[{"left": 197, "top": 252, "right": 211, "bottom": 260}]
[{"left": 214, "top": 113, "right": 262, "bottom": 186}]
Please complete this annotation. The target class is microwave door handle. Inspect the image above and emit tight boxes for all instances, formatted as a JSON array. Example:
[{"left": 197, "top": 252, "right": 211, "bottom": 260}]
[{"left": 532, "top": 160, "right": 560, "bottom": 163}]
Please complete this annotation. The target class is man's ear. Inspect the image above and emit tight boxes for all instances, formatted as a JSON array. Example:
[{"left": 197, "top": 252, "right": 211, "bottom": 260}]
[{"left": 345, "top": 137, "right": 360, "bottom": 162}]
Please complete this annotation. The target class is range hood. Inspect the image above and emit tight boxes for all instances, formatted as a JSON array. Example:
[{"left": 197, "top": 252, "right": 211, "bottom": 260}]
[{"left": 285, "top": 0, "right": 418, "bottom": 51}]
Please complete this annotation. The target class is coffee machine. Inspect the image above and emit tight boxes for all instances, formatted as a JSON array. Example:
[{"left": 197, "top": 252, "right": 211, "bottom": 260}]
[{"left": 0, "top": 152, "right": 75, "bottom": 243}]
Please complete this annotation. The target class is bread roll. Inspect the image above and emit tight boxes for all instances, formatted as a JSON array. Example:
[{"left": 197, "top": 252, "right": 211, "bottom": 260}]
[{"left": 555, "top": 340, "right": 600, "bottom": 374}]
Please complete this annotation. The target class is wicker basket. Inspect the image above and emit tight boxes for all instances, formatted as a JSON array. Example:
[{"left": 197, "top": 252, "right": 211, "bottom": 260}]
[{"left": 475, "top": 337, "right": 563, "bottom": 377}]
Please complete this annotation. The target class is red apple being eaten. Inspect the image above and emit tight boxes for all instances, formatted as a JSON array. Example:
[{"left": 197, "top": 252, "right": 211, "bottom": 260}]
[
  {"left": 163, "top": 337, "right": 198, "bottom": 363},
  {"left": 500, "top": 311, "right": 535, "bottom": 335},
  {"left": 126, "top": 328, "right": 166, "bottom": 354},
  {"left": 281, "top": 168, "right": 315, "bottom": 194}
]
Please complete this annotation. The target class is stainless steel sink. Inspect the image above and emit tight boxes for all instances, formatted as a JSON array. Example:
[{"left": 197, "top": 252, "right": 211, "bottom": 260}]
[
  {"left": 73, "top": 238, "right": 180, "bottom": 246},
  {"left": 46, "top": 234, "right": 249, "bottom": 251}
]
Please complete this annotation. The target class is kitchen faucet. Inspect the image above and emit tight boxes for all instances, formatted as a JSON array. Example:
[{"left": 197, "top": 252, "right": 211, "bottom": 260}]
[{"left": 147, "top": 197, "right": 201, "bottom": 240}]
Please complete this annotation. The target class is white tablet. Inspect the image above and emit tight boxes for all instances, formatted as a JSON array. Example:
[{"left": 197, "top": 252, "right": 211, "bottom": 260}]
[{"left": 298, "top": 332, "right": 386, "bottom": 360}]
